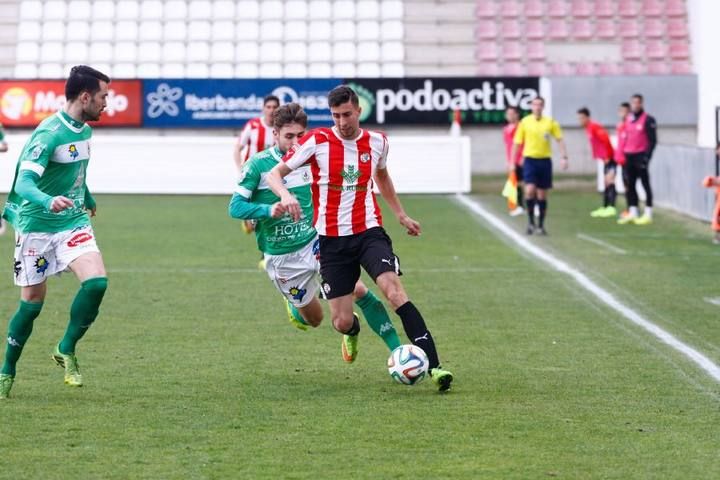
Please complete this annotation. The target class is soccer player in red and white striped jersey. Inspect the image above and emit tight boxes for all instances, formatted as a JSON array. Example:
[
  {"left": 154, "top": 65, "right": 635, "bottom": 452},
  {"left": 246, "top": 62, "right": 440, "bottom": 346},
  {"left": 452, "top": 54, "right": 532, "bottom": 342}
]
[
  {"left": 267, "top": 85, "right": 453, "bottom": 392},
  {"left": 233, "top": 95, "right": 279, "bottom": 171}
]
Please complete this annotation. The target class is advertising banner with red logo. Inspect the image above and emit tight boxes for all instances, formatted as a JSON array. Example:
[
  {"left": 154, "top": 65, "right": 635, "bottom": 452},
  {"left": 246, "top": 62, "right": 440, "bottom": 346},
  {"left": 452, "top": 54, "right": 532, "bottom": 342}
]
[{"left": 0, "top": 80, "right": 142, "bottom": 127}]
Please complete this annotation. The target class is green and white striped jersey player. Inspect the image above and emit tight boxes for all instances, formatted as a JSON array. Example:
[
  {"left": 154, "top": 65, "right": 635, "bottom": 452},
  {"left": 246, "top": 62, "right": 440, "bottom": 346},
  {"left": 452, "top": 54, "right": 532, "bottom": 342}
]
[
  {"left": 0, "top": 66, "right": 110, "bottom": 400},
  {"left": 228, "top": 103, "right": 400, "bottom": 362}
]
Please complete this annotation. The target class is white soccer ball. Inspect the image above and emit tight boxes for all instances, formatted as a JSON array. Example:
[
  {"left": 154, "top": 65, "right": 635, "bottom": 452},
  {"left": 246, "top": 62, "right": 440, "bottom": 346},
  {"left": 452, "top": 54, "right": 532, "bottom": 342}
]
[{"left": 387, "top": 344, "right": 429, "bottom": 385}]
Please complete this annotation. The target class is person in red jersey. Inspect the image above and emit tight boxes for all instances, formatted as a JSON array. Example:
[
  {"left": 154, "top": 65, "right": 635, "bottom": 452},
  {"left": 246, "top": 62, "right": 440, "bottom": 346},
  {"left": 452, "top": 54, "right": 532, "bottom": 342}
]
[
  {"left": 615, "top": 102, "right": 631, "bottom": 219},
  {"left": 577, "top": 107, "right": 617, "bottom": 218},
  {"left": 266, "top": 85, "right": 453, "bottom": 392},
  {"left": 503, "top": 106, "right": 524, "bottom": 217}
]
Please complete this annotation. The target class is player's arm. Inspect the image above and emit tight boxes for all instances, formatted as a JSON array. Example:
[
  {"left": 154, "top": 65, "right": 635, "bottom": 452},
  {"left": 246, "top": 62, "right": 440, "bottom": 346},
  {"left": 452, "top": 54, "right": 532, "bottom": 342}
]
[
  {"left": 372, "top": 139, "right": 421, "bottom": 236},
  {"left": 552, "top": 121, "right": 569, "bottom": 170},
  {"left": 84, "top": 182, "right": 96, "bottom": 217},
  {"left": 267, "top": 133, "right": 317, "bottom": 221},
  {"left": 645, "top": 115, "right": 657, "bottom": 159},
  {"left": 511, "top": 122, "right": 524, "bottom": 168},
  {"left": 15, "top": 136, "right": 73, "bottom": 212},
  {"left": 233, "top": 123, "right": 252, "bottom": 170},
  {"left": 229, "top": 160, "right": 285, "bottom": 220}
]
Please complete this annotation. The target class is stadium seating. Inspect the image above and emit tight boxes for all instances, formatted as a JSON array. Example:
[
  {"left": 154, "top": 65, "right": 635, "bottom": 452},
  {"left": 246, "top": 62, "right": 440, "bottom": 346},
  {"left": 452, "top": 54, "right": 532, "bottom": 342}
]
[{"left": 3, "top": 0, "right": 693, "bottom": 78}]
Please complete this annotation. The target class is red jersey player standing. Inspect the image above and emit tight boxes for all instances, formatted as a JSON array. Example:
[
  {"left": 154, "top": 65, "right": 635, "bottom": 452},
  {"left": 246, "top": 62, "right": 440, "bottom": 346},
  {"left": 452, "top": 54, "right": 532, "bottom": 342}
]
[
  {"left": 266, "top": 85, "right": 453, "bottom": 392},
  {"left": 577, "top": 107, "right": 617, "bottom": 218},
  {"left": 503, "top": 106, "right": 525, "bottom": 217}
]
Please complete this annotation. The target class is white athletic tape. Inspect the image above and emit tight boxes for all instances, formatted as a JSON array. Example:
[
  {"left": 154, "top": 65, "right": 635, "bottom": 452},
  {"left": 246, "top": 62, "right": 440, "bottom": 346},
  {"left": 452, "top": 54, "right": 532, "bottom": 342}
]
[{"left": 456, "top": 193, "right": 720, "bottom": 383}]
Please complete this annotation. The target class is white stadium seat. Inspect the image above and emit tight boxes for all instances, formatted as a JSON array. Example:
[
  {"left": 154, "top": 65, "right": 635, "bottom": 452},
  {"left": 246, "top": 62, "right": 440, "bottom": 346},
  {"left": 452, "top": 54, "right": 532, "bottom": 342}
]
[
  {"left": 42, "top": 21, "right": 65, "bottom": 41},
  {"left": 160, "top": 63, "right": 184, "bottom": 78},
  {"left": 308, "top": 41, "right": 331, "bottom": 62},
  {"left": 211, "top": 41, "right": 235, "bottom": 62},
  {"left": 236, "top": 21, "right": 260, "bottom": 40},
  {"left": 162, "top": 42, "right": 186, "bottom": 62},
  {"left": 16, "top": 42, "right": 40, "bottom": 62},
  {"left": 356, "top": 62, "right": 381, "bottom": 77},
  {"left": 116, "top": 21, "right": 139, "bottom": 41},
  {"left": 260, "top": 21, "right": 283, "bottom": 41},
  {"left": 259, "top": 42, "right": 283, "bottom": 62},
  {"left": 88, "top": 42, "right": 112, "bottom": 62},
  {"left": 165, "top": 0, "right": 189, "bottom": 20},
  {"left": 381, "top": 42, "right": 404, "bottom": 61},
  {"left": 308, "top": 62, "right": 332, "bottom": 77},
  {"left": 381, "top": 0, "right": 403, "bottom": 20},
  {"left": 332, "top": 62, "right": 356, "bottom": 76},
  {"left": 259, "top": 62, "right": 283, "bottom": 77},
  {"left": 357, "top": 41, "right": 380, "bottom": 62},
  {"left": 116, "top": 1, "right": 140, "bottom": 20},
  {"left": 189, "top": 0, "right": 212, "bottom": 20},
  {"left": 66, "top": 21, "right": 90, "bottom": 41},
  {"left": 68, "top": 1, "right": 91, "bottom": 20},
  {"left": 284, "top": 63, "right": 308, "bottom": 77},
  {"left": 40, "top": 41, "right": 63, "bottom": 62},
  {"left": 286, "top": 0, "right": 309, "bottom": 19},
  {"left": 188, "top": 21, "right": 212, "bottom": 41},
  {"left": 260, "top": 1, "right": 283, "bottom": 19},
  {"left": 15, "top": 64, "right": 38, "bottom": 78},
  {"left": 235, "top": 63, "right": 259, "bottom": 78},
  {"left": 163, "top": 21, "right": 187, "bottom": 41},
  {"left": 137, "top": 63, "right": 161, "bottom": 77},
  {"left": 309, "top": 0, "right": 331, "bottom": 19},
  {"left": 356, "top": 0, "right": 380, "bottom": 19},
  {"left": 308, "top": 21, "right": 331, "bottom": 41},
  {"left": 187, "top": 42, "right": 210, "bottom": 61},
  {"left": 381, "top": 62, "right": 404, "bottom": 76},
  {"left": 43, "top": 1, "right": 67, "bottom": 20},
  {"left": 18, "top": 21, "right": 42, "bottom": 41},
  {"left": 332, "top": 41, "right": 356, "bottom": 62},
  {"left": 92, "top": 1, "right": 115, "bottom": 20},
  {"left": 285, "top": 20, "right": 308, "bottom": 41},
  {"left": 65, "top": 42, "right": 89, "bottom": 62},
  {"left": 137, "top": 41, "right": 161, "bottom": 62},
  {"left": 332, "top": 1, "right": 355, "bottom": 19},
  {"left": 212, "top": 1, "right": 236, "bottom": 19},
  {"left": 381, "top": 20, "right": 403, "bottom": 41},
  {"left": 333, "top": 20, "right": 356, "bottom": 40},
  {"left": 20, "top": 1, "right": 43, "bottom": 20},
  {"left": 210, "top": 63, "right": 234, "bottom": 78},
  {"left": 113, "top": 63, "right": 137, "bottom": 78},
  {"left": 139, "top": 21, "right": 163, "bottom": 41},
  {"left": 236, "top": 0, "right": 260, "bottom": 19},
  {"left": 140, "top": 1, "right": 163, "bottom": 20},
  {"left": 356, "top": 20, "right": 380, "bottom": 41},
  {"left": 91, "top": 21, "right": 115, "bottom": 42},
  {"left": 212, "top": 21, "right": 236, "bottom": 41},
  {"left": 186, "top": 63, "right": 209, "bottom": 78},
  {"left": 38, "top": 63, "right": 64, "bottom": 78},
  {"left": 235, "top": 42, "right": 259, "bottom": 62},
  {"left": 113, "top": 41, "right": 138, "bottom": 62},
  {"left": 283, "top": 41, "right": 308, "bottom": 62}
]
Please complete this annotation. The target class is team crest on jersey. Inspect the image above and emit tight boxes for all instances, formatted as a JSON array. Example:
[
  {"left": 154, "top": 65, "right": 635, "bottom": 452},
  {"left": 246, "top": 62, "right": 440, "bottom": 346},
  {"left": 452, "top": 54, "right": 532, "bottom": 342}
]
[
  {"left": 68, "top": 144, "right": 79, "bottom": 160},
  {"left": 341, "top": 165, "right": 360, "bottom": 183},
  {"left": 30, "top": 143, "right": 45, "bottom": 160},
  {"left": 360, "top": 152, "right": 371, "bottom": 163},
  {"left": 302, "top": 170, "right": 310, "bottom": 182},
  {"left": 34, "top": 256, "right": 49, "bottom": 274},
  {"left": 289, "top": 286, "right": 306, "bottom": 302}
]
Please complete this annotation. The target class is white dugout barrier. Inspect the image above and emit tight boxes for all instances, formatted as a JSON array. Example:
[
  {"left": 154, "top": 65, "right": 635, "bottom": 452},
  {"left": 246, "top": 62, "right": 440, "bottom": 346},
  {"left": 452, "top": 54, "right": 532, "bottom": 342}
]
[{"left": 0, "top": 134, "right": 471, "bottom": 195}]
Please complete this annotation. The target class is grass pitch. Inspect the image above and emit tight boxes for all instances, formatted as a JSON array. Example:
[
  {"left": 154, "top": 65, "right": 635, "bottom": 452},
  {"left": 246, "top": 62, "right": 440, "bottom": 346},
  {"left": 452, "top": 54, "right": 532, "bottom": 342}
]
[{"left": 0, "top": 188, "right": 719, "bottom": 479}]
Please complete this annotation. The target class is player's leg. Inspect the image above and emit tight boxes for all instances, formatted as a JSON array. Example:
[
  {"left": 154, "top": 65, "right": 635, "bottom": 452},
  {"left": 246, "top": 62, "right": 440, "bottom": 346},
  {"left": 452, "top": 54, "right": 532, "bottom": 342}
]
[
  {"left": 352, "top": 281, "right": 401, "bottom": 352},
  {"left": 634, "top": 155, "right": 653, "bottom": 224},
  {"left": 523, "top": 159, "right": 537, "bottom": 234},
  {"left": 535, "top": 160, "right": 552, "bottom": 234},
  {"left": 619, "top": 155, "right": 640, "bottom": 224},
  {"left": 515, "top": 165, "right": 524, "bottom": 211}
]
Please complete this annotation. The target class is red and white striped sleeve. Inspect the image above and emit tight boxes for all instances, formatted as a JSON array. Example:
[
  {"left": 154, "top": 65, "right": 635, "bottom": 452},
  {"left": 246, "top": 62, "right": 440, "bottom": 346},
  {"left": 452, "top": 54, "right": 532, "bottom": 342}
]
[
  {"left": 282, "top": 131, "right": 320, "bottom": 170},
  {"left": 237, "top": 120, "right": 253, "bottom": 148},
  {"left": 377, "top": 133, "right": 389, "bottom": 169}
]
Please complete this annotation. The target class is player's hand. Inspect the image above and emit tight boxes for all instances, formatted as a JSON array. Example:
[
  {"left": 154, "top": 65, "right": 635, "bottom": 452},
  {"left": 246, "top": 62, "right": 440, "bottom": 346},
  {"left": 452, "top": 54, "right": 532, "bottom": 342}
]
[
  {"left": 560, "top": 157, "right": 569, "bottom": 171},
  {"left": 399, "top": 214, "right": 421, "bottom": 236},
  {"left": 86, "top": 206, "right": 97, "bottom": 217},
  {"left": 280, "top": 193, "right": 301, "bottom": 221},
  {"left": 702, "top": 176, "right": 716, "bottom": 188},
  {"left": 270, "top": 202, "right": 286, "bottom": 218},
  {"left": 49, "top": 196, "right": 74, "bottom": 213}
]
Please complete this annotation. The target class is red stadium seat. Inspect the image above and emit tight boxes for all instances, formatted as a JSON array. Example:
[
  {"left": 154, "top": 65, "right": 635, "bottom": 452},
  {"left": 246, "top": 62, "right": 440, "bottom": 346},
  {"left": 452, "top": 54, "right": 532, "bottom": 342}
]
[
  {"left": 571, "top": 19, "right": 593, "bottom": 39},
  {"left": 621, "top": 40, "right": 643, "bottom": 59},
  {"left": 526, "top": 42, "right": 545, "bottom": 60},
  {"left": 647, "top": 61, "right": 670, "bottom": 74},
  {"left": 641, "top": 0, "right": 664, "bottom": 17},
  {"left": 503, "top": 62, "right": 526, "bottom": 76},
  {"left": 597, "top": 62, "right": 622, "bottom": 75},
  {"left": 570, "top": 0, "right": 592, "bottom": 18},
  {"left": 551, "top": 62, "right": 574, "bottom": 75},
  {"left": 669, "top": 40, "right": 690, "bottom": 59},
  {"left": 476, "top": 62, "right": 500, "bottom": 76},
  {"left": 500, "top": 0, "right": 521, "bottom": 18},
  {"left": 475, "top": 1, "right": 497, "bottom": 18},
  {"left": 502, "top": 41, "right": 523, "bottom": 60},
  {"left": 501, "top": 19, "right": 522, "bottom": 39},
  {"left": 476, "top": 42, "right": 498, "bottom": 61},
  {"left": 667, "top": 19, "right": 689, "bottom": 39},
  {"left": 527, "top": 61, "right": 547, "bottom": 76},
  {"left": 618, "top": 0, "right": 640, "bottom": 17},
  {"left": 623, "top": 62, "right": 646, "bottom": 75},
  {"left": 525, "top": 19, "right": 545, "bottom": 39},
  {"left": 645, "top": 40, "right": 667, "bottom": 59},
  {"left": 644, "top": 18, "right": 665, "bottom": 38},
  {"left": 547, "top": 19, "right": 569, "bottom": 39},
  {"left": 619, "top": 20, "right": 640, "bottom": 38},
  {"left": 575, "top": 62, "right": 597, "bottom": 75},
  {"left": 525, "top": 0, "right": 544, "bottom": 18},
  {"left": 671, "top": 60, "right": 692, "bottom": 74},
  {"left": 595, "top": 0, "right": 615, "bottom": 17},
  {"left": 595, "top": 19, "right": 616, "bottom": 39},
  {"left": 476, "top": 20, "right": 498, "bottom": 39},
  {"left": 547, "top": 0, "right": 568, "bottom": 17},
  {"left": 666, "top": 0, "right": 687, "bottom": 17}
]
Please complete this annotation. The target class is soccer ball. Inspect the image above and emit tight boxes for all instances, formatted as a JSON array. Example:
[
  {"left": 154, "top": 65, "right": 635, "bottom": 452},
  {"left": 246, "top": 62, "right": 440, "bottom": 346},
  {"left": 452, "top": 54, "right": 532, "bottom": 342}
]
[{"left": 387, "top": 345, "right": 429, "bottom": 385}]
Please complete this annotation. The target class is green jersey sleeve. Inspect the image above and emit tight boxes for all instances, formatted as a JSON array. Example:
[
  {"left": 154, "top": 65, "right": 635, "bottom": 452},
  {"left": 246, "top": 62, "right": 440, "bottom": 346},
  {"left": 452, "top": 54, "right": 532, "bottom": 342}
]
[
  {"left": 235, "top": 158, "right": 261, "bottom": 199},
  {"left": 19, "top": 130, "right": 55, "bottom": 174}
]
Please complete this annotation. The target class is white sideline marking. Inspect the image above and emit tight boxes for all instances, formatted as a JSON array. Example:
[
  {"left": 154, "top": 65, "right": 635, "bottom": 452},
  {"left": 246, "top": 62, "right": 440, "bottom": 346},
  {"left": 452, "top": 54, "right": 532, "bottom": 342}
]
[
  {"left": 704, "top": 297, "right": 720, "bottom": 307},
  {"left": 455, "top": 194, "right": 720, "bottom": 383},
  {"left": 107, "top": 266, "right": 521, "bottom": 274},
  {"left": 577, "top": 233, "right": 628, "bottom": 255}
]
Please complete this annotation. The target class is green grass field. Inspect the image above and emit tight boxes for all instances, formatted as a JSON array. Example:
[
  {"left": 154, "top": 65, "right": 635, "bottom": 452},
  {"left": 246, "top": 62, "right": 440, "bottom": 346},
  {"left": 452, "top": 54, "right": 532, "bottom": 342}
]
[{"left": 1, "top": 184, "right": 719, "bottom": 479}]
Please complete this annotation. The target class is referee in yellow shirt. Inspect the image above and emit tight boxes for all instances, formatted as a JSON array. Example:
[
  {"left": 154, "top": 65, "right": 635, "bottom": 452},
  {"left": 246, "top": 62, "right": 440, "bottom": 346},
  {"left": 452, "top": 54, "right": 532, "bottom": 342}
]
[{"left": 510, "top": 97, "right": 569, "bottom": 235}]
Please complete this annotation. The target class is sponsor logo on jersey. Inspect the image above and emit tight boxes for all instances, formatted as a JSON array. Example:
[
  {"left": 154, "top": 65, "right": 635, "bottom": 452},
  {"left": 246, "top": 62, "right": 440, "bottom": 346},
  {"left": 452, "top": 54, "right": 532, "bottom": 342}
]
[
  {"left": 289, "top": 286, "right": 307, "bottom": 302},
  {"left": 13, "top": 260, "right": 21, "bottom": 278},
  {"left": 68, "top": 144, "right": 79, "bottom": 160},
  {"left": 7, "top": 336, "right": 21, "bottom": 348},
  {"left": 30, "top": 143, "right": 45, "bottom": 160},
  {"left": 341, "top": 165, "right": 361, "bottom": 183},
  {"left": 34, "top": 256, "right": 49, "bottom": 274},
  {"left": 67, "top": 232, "right": 93, "bottom": 248}
]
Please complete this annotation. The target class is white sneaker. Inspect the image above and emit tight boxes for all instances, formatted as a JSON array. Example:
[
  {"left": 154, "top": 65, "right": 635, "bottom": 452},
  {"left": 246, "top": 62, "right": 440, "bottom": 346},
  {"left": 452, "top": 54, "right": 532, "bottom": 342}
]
[{"left": 509, "top": 207, "right": 525, "bottom": 217}]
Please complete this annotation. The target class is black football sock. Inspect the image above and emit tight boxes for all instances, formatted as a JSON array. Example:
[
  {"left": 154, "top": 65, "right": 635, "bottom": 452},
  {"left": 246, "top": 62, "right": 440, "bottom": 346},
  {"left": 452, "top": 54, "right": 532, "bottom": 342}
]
[
  {"left": 395, "top": 301, "right": 440, "bottom": 369},
  {"left": 526, "top": 198, "right": 536, "bottom": 226},
  {"left": 343, "top": 314, "right": 360, "bottom": 336},
  {"left": 538, "top": 199, "right": 547, "bottom": 228},
  {"left": 607, "top": 184, "right": 617, "bottom": 207}
]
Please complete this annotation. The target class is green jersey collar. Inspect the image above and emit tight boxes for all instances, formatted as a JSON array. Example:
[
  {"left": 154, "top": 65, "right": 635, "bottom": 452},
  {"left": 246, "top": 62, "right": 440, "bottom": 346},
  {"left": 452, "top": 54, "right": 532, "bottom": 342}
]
[
  {"left": 268, "top": 146, "right": 285, "bottom": 162},
  {"left": 57, "top": 110, "right": 87, "bottom": 133}
]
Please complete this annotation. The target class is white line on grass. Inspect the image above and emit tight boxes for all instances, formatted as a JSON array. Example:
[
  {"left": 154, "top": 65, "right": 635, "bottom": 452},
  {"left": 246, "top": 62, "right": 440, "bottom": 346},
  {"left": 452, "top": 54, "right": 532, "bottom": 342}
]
[
  {"left": 704, "top": 297, "right": 720, "bottom": 307},
  {"left": 577, "top": 233, "right": 628, "bottom": 255},
  {"left": 455, "top": 194, "right": 720, "bottom": 383},
  {"left": 107, "top": 266, "right": 523, "bottom": 274}
]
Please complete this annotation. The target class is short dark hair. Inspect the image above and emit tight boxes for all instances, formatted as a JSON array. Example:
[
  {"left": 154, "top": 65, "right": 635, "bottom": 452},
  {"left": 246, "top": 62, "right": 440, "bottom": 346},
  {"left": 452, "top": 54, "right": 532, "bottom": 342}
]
[
  {"left": 506, "top": 106, "right": 520, "bottom": 114},
  {"left": 65, "top": 65, "right": 110, "bottom": 101},
  {"left": 620, "top": 102, "right": 630, "bottom": 109},
  {"left": 263, "top": 95, "right": 280, "bottom": 106},
  {"left": 327, "top": 85, "right": 359, "bottom": 108},
  {"left": 577, "top": 107, "right": 590, "bottom": 116},
  {"left": 631, "top": 93, "right": 643, "bottom": 102},
  {"left": 272, "top": 102, "right": 307, "bottom": 130},
  {"left": 532, "top": 96, "right": 545, "bottom": 104}
]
